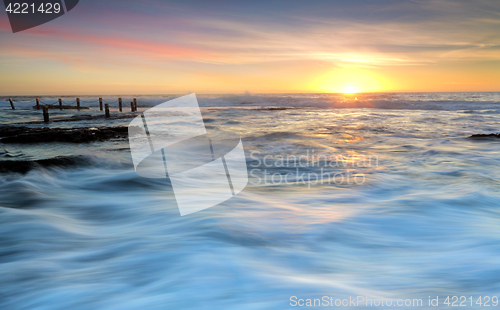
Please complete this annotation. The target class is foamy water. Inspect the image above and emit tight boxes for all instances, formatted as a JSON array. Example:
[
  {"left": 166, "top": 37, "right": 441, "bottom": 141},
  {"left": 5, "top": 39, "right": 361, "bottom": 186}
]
[{"left": 1, "top": 93, "right": 500, "bottom": 309}]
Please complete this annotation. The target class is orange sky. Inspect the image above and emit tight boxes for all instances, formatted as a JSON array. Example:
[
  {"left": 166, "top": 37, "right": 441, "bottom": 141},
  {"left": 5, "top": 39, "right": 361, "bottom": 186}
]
[{"left": 1, "top": 0, "right": 499, "bottom": 95}]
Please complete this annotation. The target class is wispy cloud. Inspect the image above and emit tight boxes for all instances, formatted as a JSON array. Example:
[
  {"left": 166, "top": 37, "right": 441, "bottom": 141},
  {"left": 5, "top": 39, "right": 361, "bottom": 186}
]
[{"left": 0, "top": 0, "right": 499, "bottom": 93}]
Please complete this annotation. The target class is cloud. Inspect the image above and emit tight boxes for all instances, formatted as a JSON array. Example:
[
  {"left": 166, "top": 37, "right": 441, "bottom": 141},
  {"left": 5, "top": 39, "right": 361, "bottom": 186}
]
[{"left": 0, "top": 0, "right": 499, "bottom": 93}]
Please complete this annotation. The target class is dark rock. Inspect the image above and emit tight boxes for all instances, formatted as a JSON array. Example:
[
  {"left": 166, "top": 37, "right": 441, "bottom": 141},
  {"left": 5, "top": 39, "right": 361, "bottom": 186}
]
[
  {"left": 0, "top": 155, "right": 91, "bottom": 173},
  {"left": 253, "top": 107, "right": 288, "bottom": 111},
  {"left": 469, "top": 133, "right": 500, "bottom": 139},
  {"left": 0, "top": 126, "right": 132, "bottom": 144}
]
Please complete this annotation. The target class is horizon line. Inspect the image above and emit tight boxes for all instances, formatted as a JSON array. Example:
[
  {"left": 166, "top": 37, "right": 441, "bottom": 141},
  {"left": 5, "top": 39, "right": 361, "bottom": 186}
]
[{"left": 2, "top": 90, "right": 500, "bottom": 98}]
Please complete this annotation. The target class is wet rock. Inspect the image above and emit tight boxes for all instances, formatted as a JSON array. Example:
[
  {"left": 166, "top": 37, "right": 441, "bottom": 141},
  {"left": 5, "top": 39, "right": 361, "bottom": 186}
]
[
  {"left": 0, "top": 155, "right": 91, "bottom": 173},
  {"left": 253, "top": 107, "right": 288, "bottom": 111},
  {"left": 0, "top": 126, "right": 132, "bottom": 144},
  {"left": 469, "top": 133, "right": 500, "bottom": 139}
]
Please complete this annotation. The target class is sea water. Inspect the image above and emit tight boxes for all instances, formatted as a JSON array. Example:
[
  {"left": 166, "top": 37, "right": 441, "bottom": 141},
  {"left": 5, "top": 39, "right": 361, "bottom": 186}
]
[{"left": 0, "top": 93, "right": 500, "bottom": 309}]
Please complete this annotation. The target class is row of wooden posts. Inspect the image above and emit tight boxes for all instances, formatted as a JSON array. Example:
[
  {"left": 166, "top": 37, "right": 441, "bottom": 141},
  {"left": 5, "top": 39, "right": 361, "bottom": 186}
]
[{"left": 8, "top": 98, "right": 138, "bottom": 123}]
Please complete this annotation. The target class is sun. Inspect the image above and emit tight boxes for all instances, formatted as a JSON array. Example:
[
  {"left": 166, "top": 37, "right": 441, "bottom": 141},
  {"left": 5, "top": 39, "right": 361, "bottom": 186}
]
[
  {"left": 311, "top": 68, "right": 383, "bottom": 93},
  {"left": 344, "top": 85, "right": 357, "bottom": 94}
]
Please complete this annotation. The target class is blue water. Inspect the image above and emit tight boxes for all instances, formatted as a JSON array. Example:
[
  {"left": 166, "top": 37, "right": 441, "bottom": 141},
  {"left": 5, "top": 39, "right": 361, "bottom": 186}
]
[{"left": 1, "top": 93, "right": 500, "bottom": 309}]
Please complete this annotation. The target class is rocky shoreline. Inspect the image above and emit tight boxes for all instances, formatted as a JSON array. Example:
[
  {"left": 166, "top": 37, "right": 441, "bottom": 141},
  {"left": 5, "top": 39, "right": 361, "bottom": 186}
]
[
  {"left": 0, "top": 126, "right": 131, "bottom": 144},
  {"left": 469, "top": 133, "right": 500, "bottom": 139},
  {"left": 0, "top": 155, "right": 92, "bottom": 174}
]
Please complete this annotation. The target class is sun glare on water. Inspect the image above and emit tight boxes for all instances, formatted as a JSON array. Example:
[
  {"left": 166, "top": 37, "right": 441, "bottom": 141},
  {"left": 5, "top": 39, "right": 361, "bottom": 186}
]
[{"left": 344, "top": 85, "right": 357, "bottom": 94}]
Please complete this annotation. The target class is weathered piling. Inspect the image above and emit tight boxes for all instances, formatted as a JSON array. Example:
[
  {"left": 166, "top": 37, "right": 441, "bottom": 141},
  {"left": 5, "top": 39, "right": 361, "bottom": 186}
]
[
  {"left": 76, "top": 98, "right": 80, "bottom": 110},
  {"left": 133, "top": 98, "right": 137, "bottom": 111},
  {"left": 58, "top": 98, "right": 62, "bottom": 110},
  {"left": 36, "top": 98, "right": 40, "bottom": 110},
  {"left": 131, "top": 101, "right": 134, "bottom": 112},
  {"left": 105, "top": 104, "right": 110, "bottom": 118},
  {"left": 118, "top": 98, "right": 122, "bottom": 112},
  {"left": 43, "top": 105, "right": 49, "bottom": 123},
  {"left": 9, "top": 98, "right": 15, "bottom": 110},
  {"left": 99, "top": 98, "right": 103, "bottom": 111}
]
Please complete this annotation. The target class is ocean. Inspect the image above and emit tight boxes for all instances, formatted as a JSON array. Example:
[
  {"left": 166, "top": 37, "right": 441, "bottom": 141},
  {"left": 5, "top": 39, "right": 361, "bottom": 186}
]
[{"left": 1, "top": 92, "right": 500, "bottom": 309}]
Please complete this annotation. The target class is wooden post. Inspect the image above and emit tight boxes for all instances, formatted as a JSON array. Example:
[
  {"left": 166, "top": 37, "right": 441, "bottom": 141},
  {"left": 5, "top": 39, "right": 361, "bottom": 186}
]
[
  {"left": 9, "top": 98, "right": 15, "bottom": 110},
  {"left": 36, "top": 98, "right": 40, "bottom": 110},
  {"left": 105, "top": 103, "right": 110, "bottom": 118},
  {"left": 133, "top": 98, "right": 137, "bottom": 111},
  {"left": 59, "top": 98, "right": 62, "bottom": 110},
  {"left": 76, "top": 98, "right": 80, "bottom": 110},
  {"left": 118, "top": 98, "right": 122, "bottom": 112},
  {"left": 43, "top": 105, "right": 49, "bottom": 122},
  {"left": 99, "top": 98, "right": 103, "bottom": 111}
]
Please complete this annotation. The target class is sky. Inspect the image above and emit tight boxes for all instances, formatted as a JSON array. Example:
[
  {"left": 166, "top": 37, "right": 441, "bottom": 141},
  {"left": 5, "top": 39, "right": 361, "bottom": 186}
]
[{"left": 0, "top": 0, "right": 499, "bottom": 95}]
